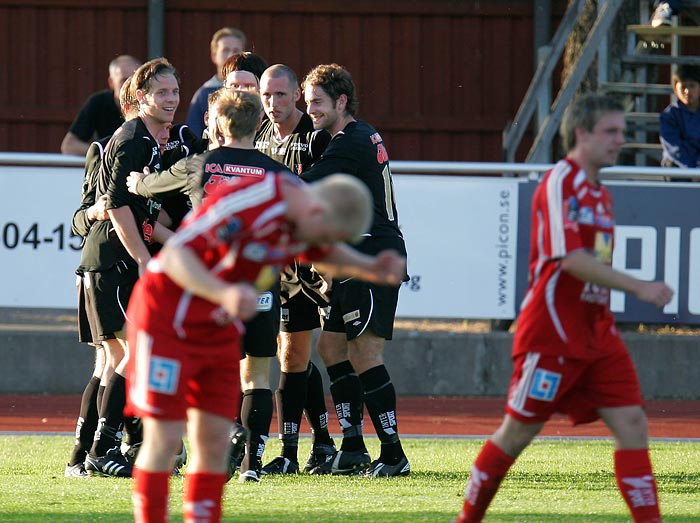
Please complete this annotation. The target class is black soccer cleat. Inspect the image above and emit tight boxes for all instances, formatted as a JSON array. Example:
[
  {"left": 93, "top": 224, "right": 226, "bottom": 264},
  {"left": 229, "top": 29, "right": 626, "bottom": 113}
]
[
  {"left": 303, "top": 442, "right": 336, "bottom": 473},
  {"left": 261, "top": 456, "right": 300, "bottom": 475},
  {"left": 309, "top": 449, "right": 371, "bottom": 475},
  {"left": 363, "top": 455, "right": 411, "bottom": 478},
  {"left": 84, "top": 448, "right": 133, "bottom": 478}
]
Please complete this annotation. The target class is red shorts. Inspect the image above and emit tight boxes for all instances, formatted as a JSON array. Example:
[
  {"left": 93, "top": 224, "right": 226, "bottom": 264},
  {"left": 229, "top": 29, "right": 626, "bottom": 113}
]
[
  {"left": 125, "top": 324, "right": 241, "bottom": 421},
  {"left": 505, "top": 344, "right": 643, "bottom": 426}
]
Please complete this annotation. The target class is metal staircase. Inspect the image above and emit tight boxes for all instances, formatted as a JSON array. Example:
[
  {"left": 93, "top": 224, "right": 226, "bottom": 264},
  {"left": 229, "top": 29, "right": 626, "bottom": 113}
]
[{"left": 502, "top": 0, "right": 700, "bottom": 167}]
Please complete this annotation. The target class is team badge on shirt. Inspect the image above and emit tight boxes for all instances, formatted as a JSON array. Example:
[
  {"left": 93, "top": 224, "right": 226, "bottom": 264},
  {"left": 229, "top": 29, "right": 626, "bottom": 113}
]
[
  {"left": 527, "top": 368, "right": 561, "bottom": 402},
  {"left": 148, "top": 356, "right": 180, "bottom": 395}
]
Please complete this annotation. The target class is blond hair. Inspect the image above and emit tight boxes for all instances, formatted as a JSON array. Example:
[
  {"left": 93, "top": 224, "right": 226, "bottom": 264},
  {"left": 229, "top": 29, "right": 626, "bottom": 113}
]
[{"left": 310, "top": 174, "right": 372, "bottom": 243}]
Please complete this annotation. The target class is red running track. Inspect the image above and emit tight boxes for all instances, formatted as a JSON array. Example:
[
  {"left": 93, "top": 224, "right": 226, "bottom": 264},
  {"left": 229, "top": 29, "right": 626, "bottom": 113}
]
[{"left": 0, "top": 395, "right": 698, "bottom": 438}]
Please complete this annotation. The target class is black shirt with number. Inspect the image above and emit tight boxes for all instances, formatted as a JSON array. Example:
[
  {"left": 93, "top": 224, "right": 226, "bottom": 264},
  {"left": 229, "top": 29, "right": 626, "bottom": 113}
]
[
  {"left": 68, "top": 89, "right": 123, "bottom": 143},
  {"left": 254, "top": 113, "right": 330, "bottom": 175},
  {"left": 301, "top": 120, "right": 405, "bottom": 255},
  {"left": 78, "top": 118, "right": 163, "bottom": 271}
]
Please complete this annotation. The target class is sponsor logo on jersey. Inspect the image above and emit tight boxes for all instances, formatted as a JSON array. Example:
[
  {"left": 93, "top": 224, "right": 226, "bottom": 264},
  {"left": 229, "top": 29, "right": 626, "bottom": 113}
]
[
  {"left": 242, "top": 242, "right": 267, "bottom": 261},
  {"left": 256, "top": 291, "right": 273, "bottom": 312},
  {"left": 369, "top": 132, "right": 383, "bottom": 145},
  {"left": 215, "top": 217, "right": 242, "bottom": 242},
  {"left": 565, "top": 197, "right": 580, "bottom": 223},
  {"left": 342, "top": 310, "right": 361, "bottom": 323},
  {"left": 288, "top": 143, "right": 309, "bottom": 151},
  {"left": 280, "top": 308, "right": 290, "bottom": 323},
  {"left": 527, "top": 368, "right": 561, "bottom": 402},
  {"left": 148, "top": 356, "right": 180, "bottom": 395},
  {"left": 578, "top": 206, "right": 594, "bottom": 225},
  {"left": 205, "top": 163, "right": 265, "bottom": 177}
]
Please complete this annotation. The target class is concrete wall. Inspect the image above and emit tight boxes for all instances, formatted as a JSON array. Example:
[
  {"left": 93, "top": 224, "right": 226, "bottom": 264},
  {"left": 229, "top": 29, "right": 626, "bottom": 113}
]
[{"left": 2, "top": 326, "right": 698, "bottom": 399}]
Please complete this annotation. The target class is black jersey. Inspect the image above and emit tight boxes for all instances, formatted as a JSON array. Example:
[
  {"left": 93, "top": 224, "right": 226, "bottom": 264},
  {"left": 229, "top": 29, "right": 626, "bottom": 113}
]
[
  {"left": 301, "top": 120, "right": 403, "bottom": 247},
  {"left": 79, "top": 118, "right": 163, "bottom": 271},
  {"left": 68, "top": 89, "right": 123, "bottom": 142},
  {"left": 255, "top": 113, "right": 330, "bottom": 174},
  {"left": 72, "top": 136, "right": 110, "bottom": 239},
  {"left": 134, "top": 146, "right": 291, "bottom": 209}
]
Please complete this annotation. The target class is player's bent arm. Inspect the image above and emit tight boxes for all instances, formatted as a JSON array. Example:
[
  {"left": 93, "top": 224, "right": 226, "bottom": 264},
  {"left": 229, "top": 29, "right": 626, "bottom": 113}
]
[
  {"left": 61, "top": 132, "right": 90, "bottom": 156},
  {"left": 108, "top": 206, "right": 152, "bottom": 271},
  {"left": 152, "top": 222, "right": 174, "bottom": 244},
  {"left": 311, "top": 244, "right": 406, "bottom": 286},
  {"left": 157, "top": 243, "right": 258, "bottom": 321},
  {"left": 560, "top": 249, "right": 673, "bottom": 308}
]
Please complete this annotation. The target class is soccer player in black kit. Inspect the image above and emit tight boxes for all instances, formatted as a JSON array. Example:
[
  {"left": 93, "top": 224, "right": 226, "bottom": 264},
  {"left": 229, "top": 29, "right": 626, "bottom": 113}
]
[
  {"left": 300, "top": 63, "right": 410, "bottom": 477},
  {"left": 79, "top": 58, "right": 179, "bottom": 477},
  {"left": 254, "top": 64, "right": 338, "bottom": 476}
]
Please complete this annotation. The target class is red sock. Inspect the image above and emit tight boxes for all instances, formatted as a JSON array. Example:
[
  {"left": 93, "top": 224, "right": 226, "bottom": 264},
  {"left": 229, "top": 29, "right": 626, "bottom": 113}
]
[
  {"left": 614, "top": 449, "right": 661, "bottom": 523},
  {"left": 132, "top": 467, "right": 170, "bottom": 523},
  {"left": 456, "top": 440, "right": 515, "bottom": 523},
  {"left": 183, "top": 472, "right": 227, "bottom": 523}
]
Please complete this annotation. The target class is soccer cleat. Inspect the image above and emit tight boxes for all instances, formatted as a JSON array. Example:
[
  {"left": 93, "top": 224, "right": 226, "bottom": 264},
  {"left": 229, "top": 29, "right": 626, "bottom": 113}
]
[
  {"left": 303, "top": 442, "right": 336, "bottom": 473},
  {"left": 226, "top": 424, "right": 248, "bottom": 481},
  {"left": 363, "top": 455, "right": 411, "bottom": 478},
  {"left": 238, "top": 469, "right": 261, "bottom": 483},
  {"left": 309, "top": 449, "right": 371, "bottom": 475},
  {"left": 651, "top": 2, "right": 673, "bottom": 28},
  {"left": 84, "top": 448, "right": 133, "bottom": 478},
  {"left": 64, "top": 462, "right": 88, "bottom": 478},
  {"left": 261, "top": 456, "right": 299, "bottom": 475}
]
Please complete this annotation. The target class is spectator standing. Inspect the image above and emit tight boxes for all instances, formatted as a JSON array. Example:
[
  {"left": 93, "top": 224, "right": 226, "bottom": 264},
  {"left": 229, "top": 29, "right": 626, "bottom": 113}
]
[
  {"left": 453, "top": 94, "right": 672, "bottom": 523},
  {"left": 186, "top": 27, "right": 246, "bottom": 138},
  {"left": 61, "top": 55, "right": 141, "bottom": 156},
  {"left": 660, "top": 64, "right": 700, "bottom": 172}
]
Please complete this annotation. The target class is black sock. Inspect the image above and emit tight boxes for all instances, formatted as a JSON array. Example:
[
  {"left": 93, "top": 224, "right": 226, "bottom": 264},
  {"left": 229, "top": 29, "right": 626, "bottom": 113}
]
[
  {"left": 304, "top": 362, "right": 334, "bottom": 446},
  {"left": 240, "top": 389, "right": 273, "bottom": 471},
  {"left": 68, "top": 375, "right": 101, "bottom": 466},
  {"left": 276, "top": 371, "right": 307, "bottom": 462},
  {"left": 90, "top": 373, "right": 126, "bottom": 457},
  {"left": 360, "top": 365, "right": 404, "bottom": 464},
  {"left": 96, "top": 384, "right": 106, "bottom": 417},
  {"left": 327, "top": 360, "right": 365, "bottom": 452},
  {"left": 123, "top": 416, "right": 142, "bottom": 447}
]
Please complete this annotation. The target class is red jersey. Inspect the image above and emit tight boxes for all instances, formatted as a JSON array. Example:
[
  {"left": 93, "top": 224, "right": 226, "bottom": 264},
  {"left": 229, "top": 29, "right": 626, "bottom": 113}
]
[
  {"left": 513, "top": 158, "right": 620, "bottom": 360},
  {"left": 128, "top": 173, "right": 327, "bottom": 343}
]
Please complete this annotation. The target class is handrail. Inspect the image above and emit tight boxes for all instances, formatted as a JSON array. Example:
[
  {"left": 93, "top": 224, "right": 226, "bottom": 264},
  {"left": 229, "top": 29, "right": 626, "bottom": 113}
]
[{"left": 1, "top": 152, "right": 698, "bottom": 180}]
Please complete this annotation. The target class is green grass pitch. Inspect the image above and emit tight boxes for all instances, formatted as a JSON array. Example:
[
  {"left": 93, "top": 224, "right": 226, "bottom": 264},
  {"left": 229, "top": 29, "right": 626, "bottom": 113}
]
[{"left": 0, "top": 435, "right": 698, "bottom": 522}]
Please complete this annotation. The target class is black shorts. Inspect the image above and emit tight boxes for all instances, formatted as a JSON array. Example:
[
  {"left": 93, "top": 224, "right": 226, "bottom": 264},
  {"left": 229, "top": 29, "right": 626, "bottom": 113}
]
[
  {"left": 82, "top": 261, "right": 139, "bottom": 340},
  {"left": 323, "top": 280, "right": 400, "bottom": 341},
  {"left": 280, "top": 289, "right": 330, "bottom": 333},
  {"left": 241, "top": 285, "right": 281, "bottom": 357}
]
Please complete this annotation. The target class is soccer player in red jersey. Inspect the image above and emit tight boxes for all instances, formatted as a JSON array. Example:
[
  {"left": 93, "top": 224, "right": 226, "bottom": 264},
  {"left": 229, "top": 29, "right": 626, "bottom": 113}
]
[
  {"left": 126, "top": 168, "right": 405, "bottom": 522},
  {"left": 454, "top": 94, "right": 673, "bottom": 523}
]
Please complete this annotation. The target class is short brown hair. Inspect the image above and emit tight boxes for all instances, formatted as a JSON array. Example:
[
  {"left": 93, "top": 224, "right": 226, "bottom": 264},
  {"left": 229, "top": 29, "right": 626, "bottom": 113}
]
[
  {"left": 559, "top": 93, "right": 624, "bottom": 153},
  {"left": 118, "top": 75, "right": 138, "bottom": 118},
  {"left": 302, "top": 63, "right": 359, "bottom": 117},
  {"left": 210, "top": 27, "right": 247, "bottom": 53},
  {"left": 132, "top": 57, "right": 180, "bottom": 94},
  {"left": 214, "top": 89, "right": 262, "bottom": 140}
]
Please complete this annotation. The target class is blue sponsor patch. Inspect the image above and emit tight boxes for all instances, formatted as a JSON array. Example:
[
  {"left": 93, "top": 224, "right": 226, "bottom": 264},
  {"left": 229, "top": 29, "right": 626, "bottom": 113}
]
[
  {"left": 216, "top": 217, "right": 242, "bottom": 242},
  {"left": 578, "top": 206, "right": 594, "bottom": 225},
  {"left": 148, "top": 356, "right": 180, "bottom": 395},
  {"left": 256, "top": 291, "right": 273, "bottom": 311},
  {"left": 528, "top": 368, "right": 561, "bottom": 402}
]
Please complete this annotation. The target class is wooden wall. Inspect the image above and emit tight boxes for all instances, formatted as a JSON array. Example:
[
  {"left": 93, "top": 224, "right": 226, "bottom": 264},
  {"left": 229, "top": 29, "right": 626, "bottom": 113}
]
[{"left": 0, "top": 0, "right": 551, "bottom": 161}]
